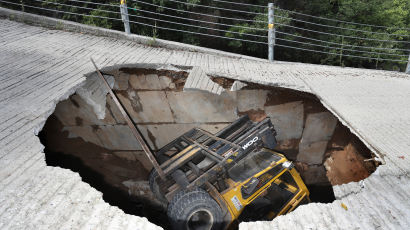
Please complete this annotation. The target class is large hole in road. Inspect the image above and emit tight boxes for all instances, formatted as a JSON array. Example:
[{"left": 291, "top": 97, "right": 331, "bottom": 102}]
[{"left": 39, "top": 65, "right": 378, "bottom": 229}]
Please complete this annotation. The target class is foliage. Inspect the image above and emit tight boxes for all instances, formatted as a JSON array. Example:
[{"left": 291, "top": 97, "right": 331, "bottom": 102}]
[
  {"left": 225, "top": 10, "right": 291, "bottom": 56},
  {"left": 287, "top": 0, "right": 410, "bottom": 70},
  {"left": 83, "top": 6, "right": 115, "bottom": 29}
]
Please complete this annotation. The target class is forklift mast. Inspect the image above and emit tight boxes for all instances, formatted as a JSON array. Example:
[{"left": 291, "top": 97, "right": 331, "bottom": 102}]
[{"left": 154, "top": 115, "right": 278, "bottom": 199}]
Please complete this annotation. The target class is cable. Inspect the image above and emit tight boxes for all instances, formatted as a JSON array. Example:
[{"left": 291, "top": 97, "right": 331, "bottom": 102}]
[
  {"left": 133, "top": 0, "right": 266, "bottom": 23},
  {"left": 276, "top": 30, "right": 409, "bottom": 52},
  {"left": 23, "top": 0, "right": 268, "bottom": 40},
  {"left": 135, "top": 0, "right": 409, "bottom": 43},
  {"left": 127, "top": 12, "right": 267, "bottom": 39},
  {"left": 65, "top": 0, "right": 119, "bottom": 8},
  {"left": 274, "top": 14, "right": 410, "bottom": 37},
  {"left": 31, "top": 0, "right": 121, "bottom": 16},
  {"left": 275, "top": 7, "right": 410, "bottom": 31},
  {"left": 275, "top": 43, "right": 407, "bottom": 62},
  {"left": 128, "top": 6, "right": 267, "bottom": 32},
  {"left": 276, "top": 22, "right": 410, "bottom": 44},
  {"left": 276, "top": 37, "right": 408, "bottom": 57},
  {"left": 0, "top": 0, "right": 122, "bottom": 21},
  {"left": 126, "top": 9, "right": 407, "bottom": 61},
  {"left": 162, "top": 0, "right": 266, "bottom": 15},
  {"left": 127, "top": 19, "right": 268, "bottom": 45},
  {"left": 128, "top": 6, "right": 408, "bottom": 55},
  {"left": 211, "top": 0, "right": 266, "bottom": 8},
  {"left": 0, "top": 0, "right": 267, "bottom": 46},
  {"left": 1, "top": 0, "right": 406, "bottom": 63}
]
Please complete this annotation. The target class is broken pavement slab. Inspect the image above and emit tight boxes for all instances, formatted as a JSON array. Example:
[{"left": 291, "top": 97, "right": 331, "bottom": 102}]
[
  {"left": 265, "top": 101, "right": 304, "bottom": 141},
  {"left": 297, "top": 112, "right": 338, "bottom": 164},
  {"left": 116, "top": 90, "right": 175, "bottom": 123},
  {"left": 76, "top": 73, "right": 115, "bottom": 120},
  {"left": 237, "top": 90, "right": 269, "bottom": 112},
  {"left": 166, "top": 91, "right": 237, "bottom": 123},
  {"left": 184, "top": 66, "right": 225, "bottom": 95},
  {"left": 54, "top": 94, "right": 117, "bottom": 126}
]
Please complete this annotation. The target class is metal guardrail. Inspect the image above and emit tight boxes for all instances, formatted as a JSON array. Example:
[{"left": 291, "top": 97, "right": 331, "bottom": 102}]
[{"left": 0, "top": 0, "right": 408, "bottom": 70}]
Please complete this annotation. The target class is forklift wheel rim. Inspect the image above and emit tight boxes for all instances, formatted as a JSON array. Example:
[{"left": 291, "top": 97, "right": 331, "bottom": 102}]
[{"left": 186, "top": 208, "right": 214, "bottom": 230}]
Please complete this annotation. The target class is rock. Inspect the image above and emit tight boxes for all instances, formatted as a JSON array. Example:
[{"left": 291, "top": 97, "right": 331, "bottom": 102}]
[
  {"left": 297, "top": 112, "right": 337, "bottom": 165},
  {"left": 237, "top": 90, "right": 269, "bottom": 112},
  {"left": 265, "top": 101, "right": 304, "bottom": 141}
]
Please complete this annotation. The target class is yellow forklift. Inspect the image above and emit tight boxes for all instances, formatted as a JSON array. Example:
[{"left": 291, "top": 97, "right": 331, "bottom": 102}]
[
  {"left": 149, "top": 115, "right": 310, "bottom": 230},
  {"left": 92, "top": 60, "right": 310, "bottom": 230}
]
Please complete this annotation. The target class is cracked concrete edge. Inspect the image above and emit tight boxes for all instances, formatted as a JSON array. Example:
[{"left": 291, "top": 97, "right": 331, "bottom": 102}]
[
  {"left": 22, "top": 69, "right": 163, "bottom": 230},
  {"left": 96, "top": 63, "right": 192, "bottom": 74},
  {"left": 206, "top": 71, "right": 312, "bottom": 94},
  {"left": 32, "top": 77, "right": 87, "bottom": 136},
  {"left": 239, "top": 163, "right": 409, "bottom": 229},
  {"left": 0, "top": 7, "right": 266, "bottom": 62},
  {"left": 297, "top": 77, "right": 386, "bottom": 167},
  {"left": 332, "top": 162, "right": 407, "bottom": 200},
  {"left": 309, "top": 90, "right": 385, "bottom": 165},
  {"left": 79, "top": 63, "right": 191, "bottom": 120},
  {"left": 76, "top": 74, "right": 114, "bottom": 120},
  {"left": 184, "top": 66, "right": 225, "bottom": 95}
]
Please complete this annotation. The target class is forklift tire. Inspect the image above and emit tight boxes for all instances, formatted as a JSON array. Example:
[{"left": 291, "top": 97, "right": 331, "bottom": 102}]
[
  {"left": 148, "top": 169, "right": 168, "bottom": 204},
  {"left": 167, "top": 187, "right": 203, "bottom": 220},
  {"left": 167, "top": 188, "right": 223, "bottom": 230}
]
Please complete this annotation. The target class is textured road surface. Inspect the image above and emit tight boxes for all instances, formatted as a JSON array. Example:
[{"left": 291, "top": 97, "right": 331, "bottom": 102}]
[{"left": 0, "top": 16, "right": 409, "bottom": 230}]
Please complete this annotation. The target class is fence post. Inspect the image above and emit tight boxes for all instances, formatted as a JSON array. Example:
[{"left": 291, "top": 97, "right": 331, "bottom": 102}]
[
  {"left": 406, "top": 54, "right": 410, "bottom": 74},
  {"left": 120, "top": 0, "right": 131, "bottom": 34},
  {"left": 20, "top": 0, "right": 24, "bottom": 12},
  {"left": 268, "top": 3, "right": 275, "bottom": 62}
]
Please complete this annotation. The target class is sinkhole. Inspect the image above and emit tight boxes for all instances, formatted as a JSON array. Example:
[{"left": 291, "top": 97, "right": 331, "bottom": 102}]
[{"left": 39, "top": 64, "right": 378, "bottom": 229}]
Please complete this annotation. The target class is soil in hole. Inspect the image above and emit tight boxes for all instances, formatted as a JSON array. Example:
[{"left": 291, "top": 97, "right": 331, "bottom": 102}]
[{"left": 39, "top": 115, "right": 171, "bottom": 229}]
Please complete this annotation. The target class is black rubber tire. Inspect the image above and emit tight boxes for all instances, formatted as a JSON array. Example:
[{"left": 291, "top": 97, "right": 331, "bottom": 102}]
[
  {"left": 167, "top": 188, "right": 223, "bottom": 230},
  {"left": 148, "top": 169, "right": 168, "bottom": 204},
  {"left": 167, "top": 187, "right": 203, "bottom": 220}
]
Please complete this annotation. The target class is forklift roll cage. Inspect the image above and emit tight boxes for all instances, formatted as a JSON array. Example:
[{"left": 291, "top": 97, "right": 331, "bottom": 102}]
[{"left": 153, "top": 115, "right": 278, "bottom": 201}]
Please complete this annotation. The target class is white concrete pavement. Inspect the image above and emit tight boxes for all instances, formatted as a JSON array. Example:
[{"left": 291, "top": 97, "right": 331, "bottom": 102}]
[{"left": 0, "top": 9, "right": 409, "bottom": 230}]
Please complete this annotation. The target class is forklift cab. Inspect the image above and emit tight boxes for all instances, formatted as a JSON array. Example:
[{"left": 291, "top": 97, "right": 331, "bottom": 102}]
[{"left": 221, "top": 148, "right": 310, "bottom": 223}]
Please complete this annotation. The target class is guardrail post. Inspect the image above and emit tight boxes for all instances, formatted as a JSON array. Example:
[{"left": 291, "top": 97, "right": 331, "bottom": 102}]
[
  {"left": 120, "top": 0, "right": 130, "bottom": 34},
  {"left": 406, "top": 54, "right": 410, "bottom": 74},
  {"left": 20, "top": 0, "right": 25, "bottom": 12},
  {"left": 268, "top": 3, "right": 275, "bottom": 62}
]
